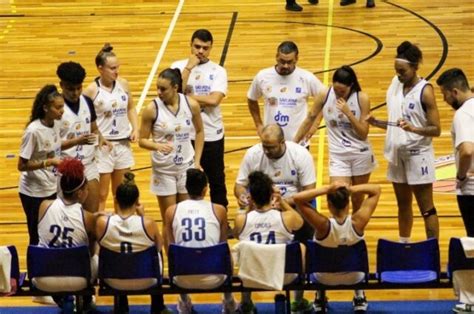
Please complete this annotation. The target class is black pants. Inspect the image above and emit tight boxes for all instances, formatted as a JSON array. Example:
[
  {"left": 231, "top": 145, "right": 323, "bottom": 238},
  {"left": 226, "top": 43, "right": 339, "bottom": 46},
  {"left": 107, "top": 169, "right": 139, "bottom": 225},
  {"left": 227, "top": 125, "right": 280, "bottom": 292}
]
[
  {"left": 192, "top": 138, "right": 228, "bottom": 208},
  {"left": 19, "top": 192, "right": 56, "bottom": 245},
  {"left": 117, "top": 294, "right": 166, "bottom": 313},
  {"left": 457, "top": 194, "right": 474, "bottom": 237}
]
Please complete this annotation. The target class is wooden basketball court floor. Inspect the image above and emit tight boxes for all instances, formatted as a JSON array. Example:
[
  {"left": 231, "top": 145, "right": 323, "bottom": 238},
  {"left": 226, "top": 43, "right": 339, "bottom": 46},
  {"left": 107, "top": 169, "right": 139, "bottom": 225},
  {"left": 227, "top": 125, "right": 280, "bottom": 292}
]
[{"left": 0, "top": 0, "right": 473, "bottom": 308}]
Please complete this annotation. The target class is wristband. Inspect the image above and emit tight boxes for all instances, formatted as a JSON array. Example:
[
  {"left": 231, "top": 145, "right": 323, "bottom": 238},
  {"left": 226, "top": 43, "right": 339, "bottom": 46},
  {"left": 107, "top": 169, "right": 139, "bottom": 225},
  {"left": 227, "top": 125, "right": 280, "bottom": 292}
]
[{"left": 457, "top": 174, "right": 467, "bottom": 181}]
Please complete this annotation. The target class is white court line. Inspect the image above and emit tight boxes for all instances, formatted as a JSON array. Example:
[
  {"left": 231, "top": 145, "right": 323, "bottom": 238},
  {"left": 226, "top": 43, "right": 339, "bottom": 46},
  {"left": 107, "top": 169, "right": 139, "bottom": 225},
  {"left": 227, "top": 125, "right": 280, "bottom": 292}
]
[{"left": 136, "top": 0, "right": 185, "bottom": 113}]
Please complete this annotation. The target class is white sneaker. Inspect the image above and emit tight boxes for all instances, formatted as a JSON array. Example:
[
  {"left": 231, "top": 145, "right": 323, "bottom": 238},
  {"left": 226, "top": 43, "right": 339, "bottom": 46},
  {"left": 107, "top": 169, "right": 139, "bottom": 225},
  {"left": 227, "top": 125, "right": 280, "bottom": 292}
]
[
  {"left": 222, "top": 298, "right": 239, "bottom": 314},
  {"left": 177, "top": 296, "right": 195, "bottom": 314},
  {"left": 453, "top": 303, "right": 474, "bottom": 313},
  {"left": 32, "top": 296, "right": 56, "bottom": 305}
]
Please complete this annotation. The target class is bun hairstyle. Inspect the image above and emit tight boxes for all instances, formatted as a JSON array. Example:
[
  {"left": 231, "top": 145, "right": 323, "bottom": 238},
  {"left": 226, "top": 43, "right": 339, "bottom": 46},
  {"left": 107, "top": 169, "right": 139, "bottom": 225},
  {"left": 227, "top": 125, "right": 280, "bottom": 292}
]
[
  {"left": 327, "top": 187, "right": 350, "bottom": 212},
  {"left": 95, "top": 43, "right": 116, "bottom": 67},
  {"left": 396, "top": 41, "right": 422, "bottom": 65},
  {"left": 58, "top": 158, "right": 86, "bottom": 196},
  {"left": 248, "top": 171, "right": 274, "bottom": 208},
  {"left": 29, "top": 84, "right": 62, "bottom": 124},
  {"left": 116, "top": 172, "right": 139, "bottom": 209}
]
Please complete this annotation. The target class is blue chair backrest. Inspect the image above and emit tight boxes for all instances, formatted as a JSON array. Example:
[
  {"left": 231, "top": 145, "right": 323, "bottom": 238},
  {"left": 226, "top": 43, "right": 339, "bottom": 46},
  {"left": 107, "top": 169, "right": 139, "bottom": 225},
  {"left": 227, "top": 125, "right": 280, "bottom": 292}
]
[
  {"left": 306, "top": 240, "right": 369, "bottom": 281},
  {"left": 27, "top": 245, "right": 91, "bottom": 279},
  {"left": 376, "top": 238, "right": 440, "bottom": 281},
  {"left": 168, "top": 243, "right": 232, "bottom": 280},
  {"left": 99, "top": 246, "right": 160, "bottom": 280},
  {"left": 448, "top": 237, "right": 474, "bottom": 275},
  {"left": 284, "top": 241, "right": 303, "bottom": 275}
]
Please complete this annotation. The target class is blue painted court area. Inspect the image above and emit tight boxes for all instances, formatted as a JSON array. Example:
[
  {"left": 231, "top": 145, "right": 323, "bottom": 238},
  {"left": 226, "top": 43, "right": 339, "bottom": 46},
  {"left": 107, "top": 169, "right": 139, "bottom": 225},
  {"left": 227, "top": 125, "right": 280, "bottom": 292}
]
[{"left": 0, "top": 299, "right": 458, "bottom": 313}]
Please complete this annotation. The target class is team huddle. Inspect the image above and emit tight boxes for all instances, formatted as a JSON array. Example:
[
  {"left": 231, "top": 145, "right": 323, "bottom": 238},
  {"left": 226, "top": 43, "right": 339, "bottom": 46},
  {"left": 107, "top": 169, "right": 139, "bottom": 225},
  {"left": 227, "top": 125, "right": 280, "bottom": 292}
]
[{"left": 16, "top": 27, "right": 474, "bottom": 314}]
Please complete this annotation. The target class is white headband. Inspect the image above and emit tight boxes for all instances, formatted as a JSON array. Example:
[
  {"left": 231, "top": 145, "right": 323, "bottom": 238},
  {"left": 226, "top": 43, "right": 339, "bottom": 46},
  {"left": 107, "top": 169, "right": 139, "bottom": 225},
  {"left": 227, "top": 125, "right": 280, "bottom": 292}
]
[{"left": 395, "top": 58, "right": 417, "bottom": 65}]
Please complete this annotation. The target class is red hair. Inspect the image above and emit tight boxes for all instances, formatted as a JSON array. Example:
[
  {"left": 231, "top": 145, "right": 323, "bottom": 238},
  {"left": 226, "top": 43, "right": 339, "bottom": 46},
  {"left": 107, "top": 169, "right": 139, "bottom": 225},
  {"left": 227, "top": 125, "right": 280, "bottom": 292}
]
[{"left": 57, "top": 158, "right": 85, "bottom": 194}]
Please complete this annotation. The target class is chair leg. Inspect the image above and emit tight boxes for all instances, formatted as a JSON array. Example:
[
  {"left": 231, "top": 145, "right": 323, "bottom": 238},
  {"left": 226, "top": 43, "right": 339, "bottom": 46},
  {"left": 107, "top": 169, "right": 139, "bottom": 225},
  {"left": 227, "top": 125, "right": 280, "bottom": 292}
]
[
  {"left": 75, "top": 295, "right": 84, "bottom": 313},
  {"left": 285, "top": 290, "right": 291, "bottom": 314},
  {"left": 274, "top": 293, "right": 286, "bottom": 314}
]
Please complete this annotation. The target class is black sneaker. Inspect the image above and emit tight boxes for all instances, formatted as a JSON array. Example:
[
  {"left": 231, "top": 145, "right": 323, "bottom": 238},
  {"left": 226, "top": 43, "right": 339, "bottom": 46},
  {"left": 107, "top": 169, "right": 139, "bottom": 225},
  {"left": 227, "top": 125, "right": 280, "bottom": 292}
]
[
  {"left": 308, "top": 0, "right": 319, "bottom": 4},
  {"left": 353, "top": 296, "right": 368, "bottom": 313},
  {"left": 366, "top": 0, "right": 375, "bottom": 7},
  {"left": 340, "top": 0, "right": 356, "bottom": 5},
  {"left": 313, "top": 297, "right": 328, "bottom": 314},
  {"left": 286, "top": 2, "right": 303, "bottom": 11}
]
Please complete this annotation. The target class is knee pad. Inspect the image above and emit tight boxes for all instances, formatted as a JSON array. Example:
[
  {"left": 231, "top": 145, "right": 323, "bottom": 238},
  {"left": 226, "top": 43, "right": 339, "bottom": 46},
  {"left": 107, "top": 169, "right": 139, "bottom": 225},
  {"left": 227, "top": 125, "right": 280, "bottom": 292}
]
[{"left": 421, "top": 207, "right": 437, "bottom": 218}]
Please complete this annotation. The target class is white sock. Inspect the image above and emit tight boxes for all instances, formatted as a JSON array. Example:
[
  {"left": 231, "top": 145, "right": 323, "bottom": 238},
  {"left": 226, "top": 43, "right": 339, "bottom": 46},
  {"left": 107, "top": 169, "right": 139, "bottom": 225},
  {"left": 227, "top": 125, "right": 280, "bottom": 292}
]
[{"left": 399, "top": 236, "right": 410, "bottom": 243}]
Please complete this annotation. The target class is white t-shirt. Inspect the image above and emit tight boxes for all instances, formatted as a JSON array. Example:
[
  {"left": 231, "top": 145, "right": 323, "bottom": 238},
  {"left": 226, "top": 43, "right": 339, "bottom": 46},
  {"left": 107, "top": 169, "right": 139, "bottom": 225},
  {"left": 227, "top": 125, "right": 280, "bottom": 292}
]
[
  {"left": 238, "top": 209, "right": 293, "bottom": 244},
  {"left": 18, "top": 120, "right": 61, "bottom": 197},
  {"left": 93, "top": 78, "right": 131, "bottom": 140},
  {"left": 38, "top": 198, "right": 89, "bottom": 248},
  {"left": 247, "top": 66, "right": 324, "bottom": 141},
  {"left": 323, "top": 87, "right": 373, "bottom": 160},
  {"left": 236, "top": 141, "right": 316, "bottom": 197},
  {"left": 452, "top": 97, "right": 474, "bottom": 195},
  {"left": 151, "top": 93, "right": 195, "bottom": 174},
  {"left": 171, "top": 59, "right": 227, "bottom": 141}
]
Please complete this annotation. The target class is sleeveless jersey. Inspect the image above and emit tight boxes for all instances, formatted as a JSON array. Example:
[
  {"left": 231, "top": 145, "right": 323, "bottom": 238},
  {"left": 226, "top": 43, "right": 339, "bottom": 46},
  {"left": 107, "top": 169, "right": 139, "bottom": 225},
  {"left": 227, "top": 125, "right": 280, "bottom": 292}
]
[
  {"left": 247, "top": 66, "right": 324, "bottom": 141},
  {"left": 315, "top": 215, "right": 363, "bottom": 247},
  {"left": 323, "top": 88, "right": 373, "bottom": 159},
  {"left": 386, "top": 77, "right": 433, "bottom": 154},
  {"left": 19, "top": 119, "right": 61, "bottom": 197},
  {"left": 93, "top": 78, "right": 131, "bottom": 140},
  {"left": 59, "top": 95, "right": 96, "bottom": 164},
  {"left": 151, "top": 93, "right": 195, "bottom": 174},
  {"left": 171, "top": 59, "right": 227, "bottom": 141},
  {"left": 38, "top": 198, "right": 88, "bottom": 248},
  {"left": 239, "top": 209, "right": 293, "bottom": 244},
  {"left": 99, "top": 214, "right": 155, "bottom": 253},
  {"left": 172, "top": 199, "right": 221, "bottom": 247}
]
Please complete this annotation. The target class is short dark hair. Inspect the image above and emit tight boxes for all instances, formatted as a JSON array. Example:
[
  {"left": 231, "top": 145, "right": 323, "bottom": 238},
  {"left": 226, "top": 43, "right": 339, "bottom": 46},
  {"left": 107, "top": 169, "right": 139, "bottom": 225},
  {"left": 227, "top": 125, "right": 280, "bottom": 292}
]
[
  {"left": 159, "top": 68, "right": 183, "bottom": 93},
  {"left": 333, "top": 65, "right": 361, "bottom": 93},
  {"left": 248, "top": 171, "right": 273, "bottom": 208},
  {"left": 116, "top": 172, "right": 139, "bottom": 209},
  {"left": 191, "top": 29, "right": 213, "bottom": 44},
  {"left": 277, "top": 41, "right": 299, "bottom": 56},
  {"left": 396, "top": 41, "right": 422, "bottom": 65},
  {"left": 186, "top": 168, "right": 208, "bottom": 197},
  {"left": 56, "top": 61, "right": 86, "bottom": 84},
  {"left": 436, "top": 68, "right": 470, "bottom": 92},
  {"left": 327, "top": 187, "right": 350, "bottom": 212}
]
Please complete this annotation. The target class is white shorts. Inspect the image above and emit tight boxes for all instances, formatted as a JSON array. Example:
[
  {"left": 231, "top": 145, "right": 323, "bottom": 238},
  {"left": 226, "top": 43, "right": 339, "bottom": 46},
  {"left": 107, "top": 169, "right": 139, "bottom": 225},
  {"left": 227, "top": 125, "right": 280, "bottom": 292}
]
[
  {"left": 96, "top": 140, "right": 134, "bottom": 173},
  {"left": 329, "top": 153, "right": 376, "bottom": 177},
  {"left": 84, "top": 161, "right": 99, "bottom": 182},
  {"left": 387, "top": 149, "right": 436, "bottom": 185},
  {"left": 150, "top": 168, "right": 190, "bottom": 196}
]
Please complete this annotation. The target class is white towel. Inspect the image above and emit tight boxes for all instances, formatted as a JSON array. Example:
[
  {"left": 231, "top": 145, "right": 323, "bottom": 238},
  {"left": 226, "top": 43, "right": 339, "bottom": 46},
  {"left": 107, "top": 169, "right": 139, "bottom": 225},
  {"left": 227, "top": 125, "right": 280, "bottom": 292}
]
[
  {"left": 0, "top": 246, "right": 12, "bottom": 293},
  {"left": 460, "top": 237, "right": 474, "bottom": 258},
  {"left": 232, "top": 241, "right": 286, "bottom": 290},
  {"left": 384, "top": 77, "right": 406, "bottom": 166}
]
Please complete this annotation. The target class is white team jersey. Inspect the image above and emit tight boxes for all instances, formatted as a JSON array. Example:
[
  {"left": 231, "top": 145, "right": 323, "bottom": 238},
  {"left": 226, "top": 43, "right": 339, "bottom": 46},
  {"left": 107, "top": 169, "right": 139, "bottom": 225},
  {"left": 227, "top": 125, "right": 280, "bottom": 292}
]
[
  {"left": 59, "top": 96, "right": 96, "bottom": 165},
  {"left": 323, "top": 88, "right": 373, "bottom": 160},
  {"left": 99, "top": 214, "right": 155, "bottom": 253},
  {"left": 93, "top": 78, "right": 131, "bottom": 140},
  {"left": 236, "top": 141, "right": 316, "bottom": 198},
  {"left": 247, "top": 66, "right": 324, "bottom": 141},
  {"left": 315, "top": 215, "right": 363, "bottom": 247},
  {"left": 38, "top": 198, "right": 88, "bottom": 248},
  {"left": 385, "top": 77, "right": 433, "bottom": 155},
  {"left": 151, "top": 94, "right": 195, "bottom": 174},
  {"left": 172, "top": 59, "right": 227, "bottom": 141},
  {"left": 452, "top": 97, "right": 474, "bottom": 195},
  {"left": 239, "top": 209, "right": 293, "bottom": 244},
  {"left": 19, "top": 120, "right": 61, "bottom": 197},
  {"left": 172, "top": 199, "right": 221, "bottom": 247}
]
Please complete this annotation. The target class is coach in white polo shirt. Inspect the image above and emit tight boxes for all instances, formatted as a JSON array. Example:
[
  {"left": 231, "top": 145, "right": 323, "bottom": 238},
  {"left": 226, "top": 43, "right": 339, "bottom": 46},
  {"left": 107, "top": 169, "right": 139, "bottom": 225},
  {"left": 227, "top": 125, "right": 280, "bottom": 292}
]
[{"left": 247, "top": 41, "right": 324, "bottom": 143}]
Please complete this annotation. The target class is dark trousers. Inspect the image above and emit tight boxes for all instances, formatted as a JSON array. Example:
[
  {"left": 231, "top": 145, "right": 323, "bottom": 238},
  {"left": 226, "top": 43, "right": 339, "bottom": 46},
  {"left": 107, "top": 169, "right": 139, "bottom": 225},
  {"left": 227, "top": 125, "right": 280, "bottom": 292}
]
[
  {"left": 19, "top": 192, "right": 56, "bottom": 245},
  {"left": 117, "top": 294, "right": 166, "bottom": 313},
  {"left": 457, "top": 194, "right": 474, "bottom": 237},
  {"left": 192, "top": 138, "right": 229, "bottom": 208}
]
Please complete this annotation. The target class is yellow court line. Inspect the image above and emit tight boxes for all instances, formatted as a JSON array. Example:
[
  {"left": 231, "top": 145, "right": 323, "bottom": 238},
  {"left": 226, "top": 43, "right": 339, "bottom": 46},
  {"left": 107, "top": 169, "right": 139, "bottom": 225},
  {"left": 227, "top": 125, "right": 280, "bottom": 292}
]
[{"left": 316, "top": 0, "right": 335, "bottom": 211}]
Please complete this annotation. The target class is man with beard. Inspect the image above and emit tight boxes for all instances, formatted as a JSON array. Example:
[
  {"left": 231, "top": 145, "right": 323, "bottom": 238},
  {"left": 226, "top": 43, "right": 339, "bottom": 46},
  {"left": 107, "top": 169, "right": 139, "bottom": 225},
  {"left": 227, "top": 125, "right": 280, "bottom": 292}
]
[{"left": 247, "top": 41, "right": 324, "bottom": 145}]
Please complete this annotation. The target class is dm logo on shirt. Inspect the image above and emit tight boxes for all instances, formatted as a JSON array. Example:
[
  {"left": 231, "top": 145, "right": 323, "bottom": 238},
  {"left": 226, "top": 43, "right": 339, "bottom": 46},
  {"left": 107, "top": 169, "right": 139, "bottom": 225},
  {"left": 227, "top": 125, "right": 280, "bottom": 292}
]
[
  {"left": 274, "top": 111, "right": 289, "bottom": 127},
  {"left": 295, "top": 87, "right": 301, "bottom": 93}
]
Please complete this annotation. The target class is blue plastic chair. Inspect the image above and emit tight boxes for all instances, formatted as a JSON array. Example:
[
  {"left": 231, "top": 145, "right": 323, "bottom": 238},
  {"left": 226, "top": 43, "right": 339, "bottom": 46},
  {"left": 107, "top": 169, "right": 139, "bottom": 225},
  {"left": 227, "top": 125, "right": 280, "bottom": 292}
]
[
  {"left": 448, "top": 237, "right": 474, "bottom": 280},
  {"left": 376, "top": 238, "right": 440, "bottom": 284},
  {"left": 306, "top": 239, "right": 369, "bottom": 283},
  {"left": 168, "top": 242, "right": 232, "bottom": 288}
]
